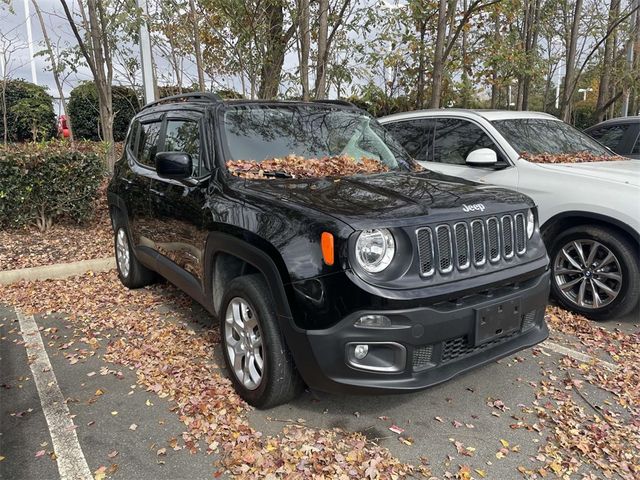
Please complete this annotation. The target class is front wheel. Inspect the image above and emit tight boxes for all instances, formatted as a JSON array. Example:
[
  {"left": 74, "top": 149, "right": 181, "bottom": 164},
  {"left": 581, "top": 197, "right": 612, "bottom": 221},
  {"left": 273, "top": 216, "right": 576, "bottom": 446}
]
[
  {"left": 220, "top": 275, "right": 304, "bottom": 408},
  {"left": 550, "top": 225, "right": 639, "bottom": 321}
]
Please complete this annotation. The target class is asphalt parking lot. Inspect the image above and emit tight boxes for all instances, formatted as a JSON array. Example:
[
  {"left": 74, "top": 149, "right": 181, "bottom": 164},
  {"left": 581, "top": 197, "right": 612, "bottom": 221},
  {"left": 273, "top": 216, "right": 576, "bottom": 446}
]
[{"left": 1, "top": 272, "right": 638, "bottom": 480}]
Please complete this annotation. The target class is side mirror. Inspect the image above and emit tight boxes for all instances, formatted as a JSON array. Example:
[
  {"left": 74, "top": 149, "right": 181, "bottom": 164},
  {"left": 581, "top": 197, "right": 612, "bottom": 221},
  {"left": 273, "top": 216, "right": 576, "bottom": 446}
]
[
  {"left": 466, "top": 148, "right": 497, "bottom": 166},
  {"left": 156, "top": 152, "right": 192, "bottom": 180}
]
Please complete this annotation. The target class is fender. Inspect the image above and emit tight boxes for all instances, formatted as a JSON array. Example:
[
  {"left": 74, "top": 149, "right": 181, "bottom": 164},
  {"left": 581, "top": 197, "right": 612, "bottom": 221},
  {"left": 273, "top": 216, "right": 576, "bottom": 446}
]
[
  {"left": 541, "top": 210, "right": 640, "bottom": 245},
  {"left": 203, "top": 231, "right": 295, "bottom": 321}
]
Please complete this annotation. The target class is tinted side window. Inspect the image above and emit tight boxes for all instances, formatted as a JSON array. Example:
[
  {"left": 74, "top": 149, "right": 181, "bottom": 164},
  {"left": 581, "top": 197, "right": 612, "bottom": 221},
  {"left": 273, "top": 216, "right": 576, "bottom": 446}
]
[
  {"left": 588, "top": 124, "right": 629, "bottom": 153},
  {"left": 384, "top": 119, "right": 435, "bottom": 162},
  {"left": 633, "top": 134, "right": 640, "bottom": 154},
  {"left": 137, "top": 121, "right": 162, "bottom": 168},
  {"left": 165, "top": 120, "right": 204, "bottom": 176},
  {"left": 127, "top": 121, "right": 139, "bottom": 153},
  {"left": 433, "top": 119, "right": 498, "bottom": 165}
]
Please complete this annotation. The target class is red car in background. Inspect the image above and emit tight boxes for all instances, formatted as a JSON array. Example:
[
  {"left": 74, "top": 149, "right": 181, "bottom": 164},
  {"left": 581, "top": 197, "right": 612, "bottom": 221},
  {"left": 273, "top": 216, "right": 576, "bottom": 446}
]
[{"left": 58, "top": 115, "right": 70, "bottom": 138}]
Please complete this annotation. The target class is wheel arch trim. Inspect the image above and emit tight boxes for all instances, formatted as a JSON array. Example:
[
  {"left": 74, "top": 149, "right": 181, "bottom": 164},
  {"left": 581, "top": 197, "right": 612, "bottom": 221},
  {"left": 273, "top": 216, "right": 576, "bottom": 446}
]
[
  {"left": 203, "top": 232, "right": 294, "bottom": 321},
  {"left": 541, "top": 211, "right": 639, "bottom": 246}
]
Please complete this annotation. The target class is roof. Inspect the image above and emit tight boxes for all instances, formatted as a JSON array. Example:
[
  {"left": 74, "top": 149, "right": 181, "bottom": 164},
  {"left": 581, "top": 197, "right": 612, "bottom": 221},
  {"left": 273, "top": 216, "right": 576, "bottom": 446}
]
[
  {"left": 140, "top": 93, "right": 358, "bottom": 113},
  {"left": 379, "top": 108, "right": 560, "bottom": 123},
  {"left": 586, "top": 116, "right": 640, "bottom": 129}
]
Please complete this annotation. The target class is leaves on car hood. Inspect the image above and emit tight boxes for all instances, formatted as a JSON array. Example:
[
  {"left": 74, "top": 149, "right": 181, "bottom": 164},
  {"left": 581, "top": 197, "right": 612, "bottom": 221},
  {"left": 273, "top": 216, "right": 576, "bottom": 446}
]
[
  {"left": 521, "top": 151, "right": 628, "bottom": 163},
  {"left": 227, "top": 155, "right": 389, "bottom": 179}
]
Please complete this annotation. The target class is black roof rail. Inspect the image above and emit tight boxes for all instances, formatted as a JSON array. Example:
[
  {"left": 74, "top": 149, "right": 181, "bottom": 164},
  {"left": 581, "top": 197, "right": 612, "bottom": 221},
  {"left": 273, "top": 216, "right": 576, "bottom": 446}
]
[
  {"left": 141, "top": 92, "right": 222, "bottom": 111},
  {"left": 312, "top": 99, "right": 357, "bottom": 108}
]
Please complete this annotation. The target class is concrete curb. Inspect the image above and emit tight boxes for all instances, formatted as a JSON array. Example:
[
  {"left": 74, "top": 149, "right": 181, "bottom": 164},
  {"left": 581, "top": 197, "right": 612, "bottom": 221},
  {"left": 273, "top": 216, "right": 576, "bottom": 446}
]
[{"left": 0, "top": 257, "right": 115, "bottom": 285}]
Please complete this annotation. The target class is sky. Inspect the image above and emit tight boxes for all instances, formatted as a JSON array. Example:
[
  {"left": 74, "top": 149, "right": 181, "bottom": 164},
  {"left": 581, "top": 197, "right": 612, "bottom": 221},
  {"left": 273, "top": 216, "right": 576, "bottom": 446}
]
[{"left": 1, "top": 0, "right": 98, "bottom": 112}]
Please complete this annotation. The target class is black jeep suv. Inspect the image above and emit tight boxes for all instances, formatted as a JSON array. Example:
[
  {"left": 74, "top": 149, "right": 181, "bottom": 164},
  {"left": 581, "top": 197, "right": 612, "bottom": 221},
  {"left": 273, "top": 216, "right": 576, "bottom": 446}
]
[{"left": 108, "top": 93, "right": 550, "bottom": 408}]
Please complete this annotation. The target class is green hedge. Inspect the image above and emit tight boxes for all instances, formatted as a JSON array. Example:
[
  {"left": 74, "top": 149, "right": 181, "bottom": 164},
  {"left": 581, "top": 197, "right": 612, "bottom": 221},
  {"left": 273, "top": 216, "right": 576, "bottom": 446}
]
[
  {"left": 68, "top": 82, "right": 140, "bottom": 142},
  {"left": 0, "top": 79, "right": 56, "bottom": 142},
  {"left": 0, "top": 143, "right": 104, "bottom": 230}
]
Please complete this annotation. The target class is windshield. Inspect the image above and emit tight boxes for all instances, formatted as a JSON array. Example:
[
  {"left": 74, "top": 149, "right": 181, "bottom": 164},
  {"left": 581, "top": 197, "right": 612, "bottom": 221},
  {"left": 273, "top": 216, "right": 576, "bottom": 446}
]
[
  {"left": 492, "top": 118, "right": 612, "bottom": 157},
  {"left": 222, "top": 104, "right": 416, "bottom": 178}
]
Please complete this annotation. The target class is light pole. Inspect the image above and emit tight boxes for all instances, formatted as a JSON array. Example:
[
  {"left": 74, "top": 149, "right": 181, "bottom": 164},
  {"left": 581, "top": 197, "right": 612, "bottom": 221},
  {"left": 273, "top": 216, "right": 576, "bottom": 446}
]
[
  {"left": 507, "top": 79, "right": 516, "bottom": 110},
  {"left": 137, "top": 0, "right": 155, "bottom": 104},
  {"left": 23, "top": 0, "right": 38, "bottom": 85},
  {"left": 578, "top": 87, "right": 593, "bottom": 101}
]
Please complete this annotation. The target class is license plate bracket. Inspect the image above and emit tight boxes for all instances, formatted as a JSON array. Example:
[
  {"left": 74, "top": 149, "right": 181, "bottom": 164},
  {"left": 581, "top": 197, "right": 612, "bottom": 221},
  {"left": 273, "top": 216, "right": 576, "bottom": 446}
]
[{"left": 474, "top": 299, "right": 522, "bottom": 345}]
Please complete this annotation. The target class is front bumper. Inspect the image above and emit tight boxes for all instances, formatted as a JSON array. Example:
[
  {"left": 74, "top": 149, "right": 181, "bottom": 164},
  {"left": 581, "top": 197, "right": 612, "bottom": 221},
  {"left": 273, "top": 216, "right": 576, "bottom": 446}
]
[{"left": 290, "top": 270, "right": 549, "bottom": 394}]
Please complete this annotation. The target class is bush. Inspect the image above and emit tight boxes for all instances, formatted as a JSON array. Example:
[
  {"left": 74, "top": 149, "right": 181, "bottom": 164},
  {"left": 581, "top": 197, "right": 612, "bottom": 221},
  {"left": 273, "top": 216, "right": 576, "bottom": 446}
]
[
  {"left": 0, "top": 79, "right": 56, "bottom": 142},
  {"left": 0, "top": 142, "right": 104, "bottom": 230},
  {"left": 68, "top": 82, "right": 140, "bottom": 142}
]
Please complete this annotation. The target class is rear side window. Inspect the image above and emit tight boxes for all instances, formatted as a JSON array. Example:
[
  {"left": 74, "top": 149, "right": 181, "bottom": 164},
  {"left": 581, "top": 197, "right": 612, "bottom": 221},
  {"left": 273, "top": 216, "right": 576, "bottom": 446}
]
[
  {"left": 164, "top": 119, "right": 204, "bottom": 176},
  {"left": 588, "top": 124, "right": 630, "bottom": 153},
  {"left": 384, "top": 119, "right": 435, "bottom": 162},
  {"left": 127, "top": 121, "right": 139, "bottom": 152},
  {"left": 633, "top": 135, "right": 640, "bottom": 154},
  {"left": 136, "top": 121, "right": 162, "bottom": 168}
]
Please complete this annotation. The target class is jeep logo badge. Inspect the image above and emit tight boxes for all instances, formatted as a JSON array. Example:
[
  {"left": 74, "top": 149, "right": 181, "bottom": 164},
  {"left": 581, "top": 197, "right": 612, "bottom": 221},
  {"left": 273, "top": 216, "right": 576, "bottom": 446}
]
[{"left": 462, "top": 203, "right": 485, "bottom": 213}]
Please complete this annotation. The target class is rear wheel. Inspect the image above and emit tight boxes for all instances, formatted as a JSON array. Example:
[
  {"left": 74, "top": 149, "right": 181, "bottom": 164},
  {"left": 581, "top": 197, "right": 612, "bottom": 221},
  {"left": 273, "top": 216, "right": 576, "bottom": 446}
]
[
  {"left": 550, "top": 225, "right": 639, "bottom": 320},
  {"left": 112, "top": 216, "right": 155, "bottom": 289},
  {"left": 220, "top": 274, "right": 303, "bottom": 408}
]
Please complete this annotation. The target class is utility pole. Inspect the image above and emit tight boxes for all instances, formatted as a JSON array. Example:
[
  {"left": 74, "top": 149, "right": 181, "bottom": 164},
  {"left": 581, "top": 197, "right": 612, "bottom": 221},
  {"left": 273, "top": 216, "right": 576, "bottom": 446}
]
[
  {"left": 137, "top": 0, "right": 155, "bottom": 104},
  {"left": 23, "top": 0, "right": 38, "bottom": 84}
]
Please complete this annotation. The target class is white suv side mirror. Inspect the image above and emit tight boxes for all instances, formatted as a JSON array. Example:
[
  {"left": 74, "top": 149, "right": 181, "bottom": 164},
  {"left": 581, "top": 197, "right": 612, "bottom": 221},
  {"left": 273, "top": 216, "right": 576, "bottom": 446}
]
[{"left": 466, "top": 148, "right": 497, "bottom": 166}]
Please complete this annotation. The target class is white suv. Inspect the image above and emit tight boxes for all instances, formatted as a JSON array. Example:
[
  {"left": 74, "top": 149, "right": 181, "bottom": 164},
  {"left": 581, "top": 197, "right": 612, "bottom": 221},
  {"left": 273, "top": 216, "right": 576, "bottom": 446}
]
[{"left": 380, "top": 110, "right": 640, "bottom": 320}]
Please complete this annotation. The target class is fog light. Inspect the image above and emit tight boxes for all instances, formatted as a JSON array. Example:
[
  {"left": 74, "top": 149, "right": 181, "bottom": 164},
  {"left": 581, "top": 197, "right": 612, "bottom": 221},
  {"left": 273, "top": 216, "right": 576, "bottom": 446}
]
[
  {"left": 355, "top": 314, "right": 391, "bottom": 328},
  {"left": 354, "top": 344, "right": 369, "bottom": 359}
]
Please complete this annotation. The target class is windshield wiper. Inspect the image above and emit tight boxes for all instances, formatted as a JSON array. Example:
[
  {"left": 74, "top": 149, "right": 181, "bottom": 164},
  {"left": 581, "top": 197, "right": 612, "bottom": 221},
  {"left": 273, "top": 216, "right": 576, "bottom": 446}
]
[{"left": 263, "top": 170, "right": 294, "bottom": 179}]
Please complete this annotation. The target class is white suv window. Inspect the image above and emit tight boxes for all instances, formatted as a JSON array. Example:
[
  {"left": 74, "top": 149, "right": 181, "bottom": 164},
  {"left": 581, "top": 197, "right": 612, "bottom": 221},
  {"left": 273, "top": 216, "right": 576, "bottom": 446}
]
[{"left": 433, "top": 119, "right": 500, "bottom": 165}]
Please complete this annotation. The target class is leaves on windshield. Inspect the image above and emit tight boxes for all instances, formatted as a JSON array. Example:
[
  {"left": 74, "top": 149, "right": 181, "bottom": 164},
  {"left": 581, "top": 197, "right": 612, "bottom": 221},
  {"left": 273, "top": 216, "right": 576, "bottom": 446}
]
[
  {"left": 521, "top": 151, "right": 628, "bottom": 164},
  {"left": 227, "top": 154, "right": 389, "bottom": 179}
]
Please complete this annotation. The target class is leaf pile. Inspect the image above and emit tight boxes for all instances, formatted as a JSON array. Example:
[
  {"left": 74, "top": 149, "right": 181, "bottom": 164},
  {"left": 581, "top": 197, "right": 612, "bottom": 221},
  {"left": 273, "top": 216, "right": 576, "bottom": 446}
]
[
  {"left": 520, "top": 151, "right": 627, "bottom": 164},
  {"left": 0, "top": 271, "right": 413, "bottom": 479},
  {"left": 227, "top": 154, "right": 389, "bottom": 179},
  {"left": 530, "top": 308, "right": 640, "bottom": 479}
]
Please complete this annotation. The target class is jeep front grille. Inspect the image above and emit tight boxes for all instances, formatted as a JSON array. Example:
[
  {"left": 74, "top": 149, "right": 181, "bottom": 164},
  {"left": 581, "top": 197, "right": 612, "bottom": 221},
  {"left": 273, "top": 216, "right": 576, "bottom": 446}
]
[
  {"left": 417, "top": 213, "right": 527, "bottom": 277},
  {"left": 416, "top": 227, "right": 434, "bottom": 276}
]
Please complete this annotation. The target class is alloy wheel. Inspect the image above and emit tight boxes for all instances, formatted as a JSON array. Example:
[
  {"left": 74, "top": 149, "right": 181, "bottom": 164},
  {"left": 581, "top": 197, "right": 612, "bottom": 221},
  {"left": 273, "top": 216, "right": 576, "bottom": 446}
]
[
  {"left": 553, "top": 239, "right": 622, "bottom": 310},
  {"left": 224, "top": 297, "right": 264, "bottom": 390},
  {"left": 116, "top": 228, "right": 131, "bottom": 278}
]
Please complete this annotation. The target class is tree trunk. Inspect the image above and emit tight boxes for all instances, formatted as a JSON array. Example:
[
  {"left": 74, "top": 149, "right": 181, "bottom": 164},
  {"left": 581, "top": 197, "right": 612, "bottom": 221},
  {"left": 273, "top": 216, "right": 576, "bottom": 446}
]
[
  {"left": 561, "top": 0, "right": 583, "bottom": 122},
  {"left": 314, "top": 0, "right": 329, "bottom": 99},
  {"left": 1, "top": 80, "right": 7, "bottom": 145},
  {"left": 430, "top": 0, "right": 448, "bottom": 108},
  {"left": 490, "top": 13, "right": 499, "bottom": 109},
  {"left": 189, "top": 0, "right": 206, "bottom": 91},
  {"left": 298, "top": 0, "right": 310, "bottom": 100},
  {"left": 415, "top": 21, "right": 426, "bottom": 109},
  {"left": 460, "top": 0, "right": 471, "bottom": 108},
  {"left": 258, "top": 2, "right": 293, "bottom": 99},
  {"left": 32, "top": 0, "right": 74, "bottom": 143},
  {"left": 595, "top": 0, "right": 621, "bottom": 122}
]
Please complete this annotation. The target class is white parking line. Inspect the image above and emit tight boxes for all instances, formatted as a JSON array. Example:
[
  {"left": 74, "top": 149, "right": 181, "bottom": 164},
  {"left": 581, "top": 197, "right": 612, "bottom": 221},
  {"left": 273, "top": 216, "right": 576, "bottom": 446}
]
[
  {"left": 540, "top": 340, "right": 618, "bottom": 372},
  {"left": 17, "top": 311, "right": 93, "bottom": 480}
]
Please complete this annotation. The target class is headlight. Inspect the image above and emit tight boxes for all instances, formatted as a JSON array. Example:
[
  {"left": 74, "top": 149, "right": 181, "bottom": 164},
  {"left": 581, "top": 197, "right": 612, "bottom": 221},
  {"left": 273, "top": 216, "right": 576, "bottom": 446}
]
[
  {"left": 355, "top": 228, "right": 396, "bottom": 273},
  {"left": 527, "top": 209, "right": 535, "bottom": 238}
]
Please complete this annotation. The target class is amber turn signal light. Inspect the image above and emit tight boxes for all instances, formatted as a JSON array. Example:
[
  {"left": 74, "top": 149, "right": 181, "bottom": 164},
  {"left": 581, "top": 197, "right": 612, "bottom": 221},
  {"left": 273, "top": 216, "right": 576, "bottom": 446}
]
[{"left": 321, "top": 232, "right": 334, "bottom": 266}]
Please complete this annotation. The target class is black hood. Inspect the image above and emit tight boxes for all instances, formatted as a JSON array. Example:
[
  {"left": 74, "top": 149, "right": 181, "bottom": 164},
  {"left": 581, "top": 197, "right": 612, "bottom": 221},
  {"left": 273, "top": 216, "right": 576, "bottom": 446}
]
[{"left": 241, "top": 171, "right": 533, "bottom": 229}]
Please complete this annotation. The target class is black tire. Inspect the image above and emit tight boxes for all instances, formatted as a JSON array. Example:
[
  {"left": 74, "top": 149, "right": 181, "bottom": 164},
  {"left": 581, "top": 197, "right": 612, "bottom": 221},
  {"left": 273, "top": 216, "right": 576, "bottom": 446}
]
[
  {"left": 219, "top": 274, "right": 304, "bottom": 408},
  {"left": 549, "top": 225, "right": 639, "bottom": 321},
  {"left": 112, "top": 215, "right": 156, "bottom": 289}
]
